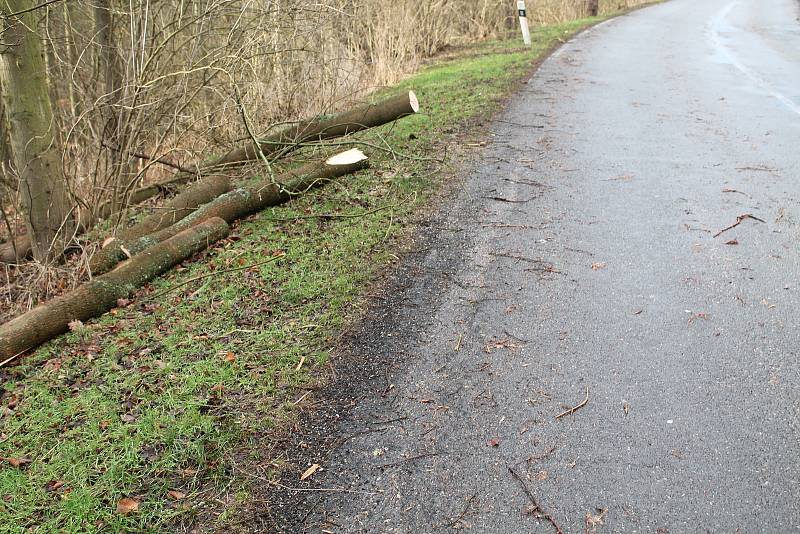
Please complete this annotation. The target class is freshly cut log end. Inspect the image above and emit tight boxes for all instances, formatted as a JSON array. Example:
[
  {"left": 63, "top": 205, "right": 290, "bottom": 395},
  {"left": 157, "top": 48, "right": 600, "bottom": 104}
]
[
  {"left": 326, "top": 148, "right": 367, "bottom": 166},
  {"left": 0, "top": 217, "right": 230, "bottom": 360},
  {"left": 81, "top": 151, "right": 370, "bottom": 276},
  {"left": 212, "top": 91, "right": 420, "bottom": 168},
  {"left": 408, "top": 91, "right": 420, "bottom": 113}
]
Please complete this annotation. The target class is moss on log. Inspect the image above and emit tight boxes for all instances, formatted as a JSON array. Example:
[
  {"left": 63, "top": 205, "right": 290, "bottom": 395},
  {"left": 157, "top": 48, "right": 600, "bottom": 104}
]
[
  {"left": 90, "top": 150, "right": 368, "bottom": 275},
  {"left": 0, "top": 217, "right": 230, "bottom": 360},
  {"left": 90, "top": 175, "right": 231, "bottom": 274}
]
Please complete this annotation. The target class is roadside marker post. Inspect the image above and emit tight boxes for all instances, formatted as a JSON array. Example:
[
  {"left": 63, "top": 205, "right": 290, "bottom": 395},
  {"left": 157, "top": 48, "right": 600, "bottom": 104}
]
[{"left": 517, "top": 0, "right": 532, "bottom": 46}]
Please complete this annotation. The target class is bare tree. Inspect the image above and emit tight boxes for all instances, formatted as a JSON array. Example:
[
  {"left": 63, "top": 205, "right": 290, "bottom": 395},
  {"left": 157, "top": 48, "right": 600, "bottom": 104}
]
[{"left": 0, "top": 0, "right": 75, "bottom": 262}]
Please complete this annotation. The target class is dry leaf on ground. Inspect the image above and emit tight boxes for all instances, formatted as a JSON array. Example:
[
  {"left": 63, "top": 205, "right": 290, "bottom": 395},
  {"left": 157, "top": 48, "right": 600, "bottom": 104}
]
[
  {"left": 300, "top": 463, "right": 320, "bottom": 481},
  {"left": 116, "top": 497, "right": 139, "bottom": 515}
]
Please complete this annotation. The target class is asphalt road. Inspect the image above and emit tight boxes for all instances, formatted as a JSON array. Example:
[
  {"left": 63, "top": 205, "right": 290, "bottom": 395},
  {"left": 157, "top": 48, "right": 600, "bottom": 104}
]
[{"left": 283, "top": 1, "right": 800, "bottom": 532}]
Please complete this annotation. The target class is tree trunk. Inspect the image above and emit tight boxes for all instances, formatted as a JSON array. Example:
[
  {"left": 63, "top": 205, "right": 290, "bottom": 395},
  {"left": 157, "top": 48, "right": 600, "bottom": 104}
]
[
  {"left": 0, "top": 217, "right": 230, "bottom": 360},
  {"left": 95, "top": 0, "right": 130, "bottom": 212},
  {"left": 213, "top": 91, "right": 419, "bottom": 168},
  {"left": 0, "top": 91, "right": 419, "bottom": 264},
  {"left": 90, "top": 149, "right": 368, "bottom": 274},
  {"left": 0, "top": 171, "right": 200, "bottom": 263},
  {"left": 587, "top": 0, "right": 599, "bottom": 16},
  {"left": 90, "top": 175, "right": 231, "bottom": 273},
  {"left": 0, "top": 1, "right": 76, "bottom": 262}
]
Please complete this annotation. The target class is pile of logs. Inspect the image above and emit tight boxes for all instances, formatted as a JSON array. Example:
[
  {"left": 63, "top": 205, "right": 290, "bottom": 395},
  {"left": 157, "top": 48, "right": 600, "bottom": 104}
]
[{"left": 0, "top": 91, "right": 420, "bottom": 361}]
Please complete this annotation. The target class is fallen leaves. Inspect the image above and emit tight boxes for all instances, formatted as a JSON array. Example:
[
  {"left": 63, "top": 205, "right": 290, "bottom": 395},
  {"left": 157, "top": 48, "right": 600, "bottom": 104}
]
[
  {"left": 585, "top": 508, "right": 608, "bottom": 533},
  {"left": 591, "top": 262, "right": 607, "bottom": 271},
  {"left": 484, "top": 338, "right": 521, "bottom": 354},
  {"left": 488, "top": 438, "right": 501, "bottom": 447},
  {"left": 686, "top": 312, "right": 710, "bottom": 326},
  {"left": 300, "top": 463, "right": 320, "bottom": 481},
  {"left": 167, "top": 490, "right": 186, "bottom": 500},
  {"left": 116, "top": 497, "right": 139, "bottom": 515},
  {"left": 724, "top": 239, "right": 739, "bottom": 245},
  {"left": 1, "top": 457, "right": 32, "bottom": 469}
]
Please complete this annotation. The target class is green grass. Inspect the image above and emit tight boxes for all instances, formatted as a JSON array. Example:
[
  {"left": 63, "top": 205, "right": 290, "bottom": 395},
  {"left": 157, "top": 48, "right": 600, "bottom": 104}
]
[{"left": 0, "top": 17, "right": 603, "bottom": 533}]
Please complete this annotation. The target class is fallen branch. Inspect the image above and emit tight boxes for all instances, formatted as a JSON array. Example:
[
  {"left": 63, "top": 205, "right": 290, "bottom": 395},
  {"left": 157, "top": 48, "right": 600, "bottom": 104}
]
[
  {"left": 0, "top": 217, "right": 230, "bottom": 360},
  {"left": 91, "top": 149, "right": 369, "bottom": 274},
  {"left": 713, "top": 213, "right": 766, "bottom": 238},
  {"left": 507, "top": 465, "right": 564, "bottom": 534},
  {"left": 555, "top": 385, "right": 590, "bottom": 420}
]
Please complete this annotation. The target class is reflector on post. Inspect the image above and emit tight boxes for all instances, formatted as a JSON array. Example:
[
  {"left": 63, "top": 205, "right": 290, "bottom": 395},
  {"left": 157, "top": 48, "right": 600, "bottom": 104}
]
[{"left": 517, "top": 0, "right": 532, "bottom": 46}]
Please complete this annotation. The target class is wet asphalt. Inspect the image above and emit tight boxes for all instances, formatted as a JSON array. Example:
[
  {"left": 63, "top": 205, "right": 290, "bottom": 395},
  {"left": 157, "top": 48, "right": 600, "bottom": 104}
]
[{"left": 277, "top": 0, "right": 800, "bottom": 532}]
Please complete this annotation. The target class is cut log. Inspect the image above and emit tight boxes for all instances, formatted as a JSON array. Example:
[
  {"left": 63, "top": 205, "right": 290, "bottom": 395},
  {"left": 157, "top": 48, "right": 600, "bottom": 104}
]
[
  {"left": 0, "top": 91, "right": 416, "bottom": 265},
  {"left": 0, "top": 172, "right": 202, "bottom": 264},
  {"left": 0, "top": 217, "right": 230, "bottom": 360},
  {"left": 212, "top": 91, "right": 418, "bottom": 168},
  {"left": 90, "top": 175, "right": 231, "bottom": 274},
  {"left": 90, "top": 149, "right": 369, "bottom": 275}
]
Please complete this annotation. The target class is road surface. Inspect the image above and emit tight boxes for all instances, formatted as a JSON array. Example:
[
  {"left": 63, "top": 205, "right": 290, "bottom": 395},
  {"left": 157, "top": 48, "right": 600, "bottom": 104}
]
[{"left": 277, "top": 0, "right": 800, "bottom": 531}]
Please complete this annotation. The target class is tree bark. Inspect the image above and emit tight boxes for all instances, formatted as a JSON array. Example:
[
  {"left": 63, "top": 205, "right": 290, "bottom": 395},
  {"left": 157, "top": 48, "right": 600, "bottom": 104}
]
[
  {"left": 0, "top": 1, "right": 76, "bottom": 262},
  {"left": 90, "top": 149, "right": 368, "bottom": 274},
  {"left": 0, "top": 171, "right": 201, "bottom": 263},
  {"left": 90, "top": 175, "right": 231, "bottom": 273},
  {"left": 213, "top": 91, "right": 419, "bottom": 168},
  {"left": 0, "top": 217, "right": 230, "bottom": 360},
  {"left": 0, "top": 90, "right": 418, "bottom": 264}
]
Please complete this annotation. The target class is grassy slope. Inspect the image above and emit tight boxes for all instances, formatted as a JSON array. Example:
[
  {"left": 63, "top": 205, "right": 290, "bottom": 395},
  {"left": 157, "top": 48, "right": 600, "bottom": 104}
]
[{"left": 0, "top": 18, "right": 599, "bottom": 533}]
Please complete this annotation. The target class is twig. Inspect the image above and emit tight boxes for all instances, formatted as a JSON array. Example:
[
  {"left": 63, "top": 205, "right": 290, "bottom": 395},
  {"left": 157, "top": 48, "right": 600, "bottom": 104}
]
[
  {"left": 721, "top": 188, "right": 751, "bottom": 198},
  {"left": 713, "top": 213, "right": 766, "bottom": 238},
  {"left": 736, "top": 165, "right": 780, "bottom": 173},
  {"left": 446, "top": 493, "right": 478, "bottom": 528},
  {"left": 555, "top": 385, "right": 590, "bottom": 420},
  {"left": 507, "top": 465, "right": 564, "bottom": 534},
  {"left": 484, "top": 196, "right": 532, "bottom": 203},
  {"left": 1, "top": 0, "right": 64, "bottom": 18},
  {"left": 262, "top": 202, "right": 400, "bottom": 222},
  {"left": 503, "top": 177, "right": 548, "bottom": 187},
  {"left": 482, "top": 223, "right": 533, "bottom": 229},
  {"left": 378, "top": 452, "right": 442, "bottom": 469},
  {"left": 0, "top": 349, "right": 28, "bottom": 368},
  {"left": 148, "top": 253, "right": 286, "bottom": 299},
  {"left": 489, "top": 251, "right": 545, "bottom": 263},
  {"left": 100, "top": 142, "right": 196, "bottom": 174}
]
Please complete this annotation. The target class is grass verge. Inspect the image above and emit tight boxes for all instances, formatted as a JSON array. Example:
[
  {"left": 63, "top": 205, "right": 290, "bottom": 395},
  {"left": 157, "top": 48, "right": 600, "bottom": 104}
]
[{"left": 1, "top": 16, "right": 608, "bottom": 533}]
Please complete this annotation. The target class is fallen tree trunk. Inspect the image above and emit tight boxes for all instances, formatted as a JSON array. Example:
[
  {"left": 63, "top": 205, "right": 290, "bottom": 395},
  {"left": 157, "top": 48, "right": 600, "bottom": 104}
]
[
  {"left": 0, "top": 217, "right": 230, "bottom": 360},
  {"left": 90, "top": 175, "right": 231, "bottom": 273},
  {"left": 90, "top": 149, "right": 369, "bottom": 275},
  {"left": 0, "top": 90, "right": 417, "bottom": 265},
  {"left": 0, "top": 171, "right": 202, "bottom": 264},
  {"left": 213, "top": 91, "right": 418, "bottom": 168}
]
